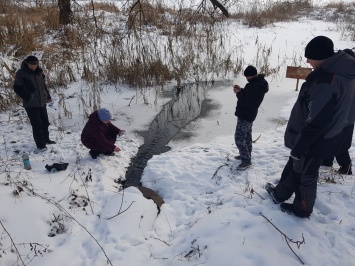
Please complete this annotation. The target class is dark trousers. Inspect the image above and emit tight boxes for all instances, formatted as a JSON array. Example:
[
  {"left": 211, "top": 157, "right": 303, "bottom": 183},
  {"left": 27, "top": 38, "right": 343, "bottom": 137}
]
[
  {"left": 280, "top": 156, "right": 293, "bottom": 183},
  {"left": 323, "top": 151, "right": 352, "bottom": 168},
  {"left": 235, "top": 118, "right": 253, "bottom": 164},
  {"left": 25, "top": 107, "right": 50, "bottom": 148},
  {"left": 323, "top": 124, "right": 354, "bottom": 168},
  {"left": 275, "top": 155, "right": 323, "bottom": 217}
]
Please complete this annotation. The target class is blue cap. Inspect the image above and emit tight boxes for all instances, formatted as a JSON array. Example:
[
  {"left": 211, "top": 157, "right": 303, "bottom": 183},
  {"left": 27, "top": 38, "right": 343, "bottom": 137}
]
[{"left": 97, "top": 108, "right": 112, "bottom": 122}]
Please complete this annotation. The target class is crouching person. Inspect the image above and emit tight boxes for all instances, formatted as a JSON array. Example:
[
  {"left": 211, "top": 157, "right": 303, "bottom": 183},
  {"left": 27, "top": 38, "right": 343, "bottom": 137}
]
[{"left": 81, "top": 108, "right": 125, "bottom": 159}]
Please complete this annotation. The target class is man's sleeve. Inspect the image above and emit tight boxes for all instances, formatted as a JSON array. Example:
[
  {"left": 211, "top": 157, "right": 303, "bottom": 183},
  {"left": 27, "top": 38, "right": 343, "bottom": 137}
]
[
  {"left": 236, "top": 84, "right": 255, "bottom": 107},
  {"left": 291, "top": 82, "right": 335, "bottom": 156},
  {"left": 108, "top": 123, "right": 121, "bottom": 135},
  {"left": 13, "top": 72, "right": 31, "bottom": 101},
  {"left": 92, "top": 129, "right": 116, "bottom": 151}
]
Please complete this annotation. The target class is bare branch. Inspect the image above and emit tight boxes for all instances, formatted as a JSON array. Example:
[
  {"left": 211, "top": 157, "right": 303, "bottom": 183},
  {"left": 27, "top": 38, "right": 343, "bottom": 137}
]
[
  {"left": 251, "top": 188, "right": 265, "bottom": 200},
  {"left": 107, "top": 189, "right": 136, "bottom": 220},
  {"left": 211, "top": 163, "right": 228, "bottom": 179},
  {"left": 0, "top": 220, "right": 26, "bottom": 266},
  {"left": 260, "top": 213, "right": 305, "bottom": 265},
  {"left": 252, "top": 134, "right": 261, "bottom": 143},
  {"left": 209, "top": 0, "right": 229, "bottom": 17},
  {"left": 14, "top": 184, "right": 114, "bottom": 266}
]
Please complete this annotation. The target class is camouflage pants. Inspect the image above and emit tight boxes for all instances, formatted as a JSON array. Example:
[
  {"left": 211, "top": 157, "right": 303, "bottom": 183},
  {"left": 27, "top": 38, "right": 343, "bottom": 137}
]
[{"left": 235, "top": 118, "right": 253, "bottom": 164}]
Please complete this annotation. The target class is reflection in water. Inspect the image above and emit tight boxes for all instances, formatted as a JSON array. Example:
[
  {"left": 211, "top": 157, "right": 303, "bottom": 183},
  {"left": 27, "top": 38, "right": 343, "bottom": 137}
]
[{"left": 125, "top": 83, "right": 205, "bottom": 187}]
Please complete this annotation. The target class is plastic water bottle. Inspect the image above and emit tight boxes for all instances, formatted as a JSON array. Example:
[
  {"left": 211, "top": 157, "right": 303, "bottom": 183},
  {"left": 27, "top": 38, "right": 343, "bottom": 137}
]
[{"left": 22, "top": 153, "right": 32, "bottom": 170}]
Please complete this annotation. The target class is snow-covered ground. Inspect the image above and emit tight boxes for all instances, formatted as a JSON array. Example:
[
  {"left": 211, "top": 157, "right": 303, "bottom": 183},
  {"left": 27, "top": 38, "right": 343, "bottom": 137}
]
[{"left": 0, "top": 11, "right": 355, "bottom": 266}]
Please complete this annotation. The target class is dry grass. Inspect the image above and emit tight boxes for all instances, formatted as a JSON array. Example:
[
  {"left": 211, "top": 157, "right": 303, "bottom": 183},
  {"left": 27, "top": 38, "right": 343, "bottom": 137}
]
[
  {"left": 231, "top": 0, "right": 312, "bottom": 28},
  {"left": 326, "top": 2, "right": 355, "bottom": 41},
  {"left": 0, "top": 0, "right": 354, "bottom": 112},
  {"left": 0, "top": 4, "right": 60, "bottom": 57},
  {"left": 83, "top": 2, "right": 119, "bottom": 13},
  {"left": 325, "top": 1, "right": 347, "bottom": 11},
  {"left": 309, "top": 1, "right": 355, "bottom": 41}
]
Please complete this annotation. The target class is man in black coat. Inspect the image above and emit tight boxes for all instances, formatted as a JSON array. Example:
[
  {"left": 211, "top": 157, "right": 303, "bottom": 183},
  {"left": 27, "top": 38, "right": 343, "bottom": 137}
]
[
  {"left": 266, "top": 36, "right": 355, "bottom": 218},
  {"left": 233, "top": 66, "right": 269, "bottom": 170},
  {"left": 13, "top": 55, "right": 55, "bottom": 151},
  {"left": 322, "top": 48, "right": 355, "bottom": 175}
]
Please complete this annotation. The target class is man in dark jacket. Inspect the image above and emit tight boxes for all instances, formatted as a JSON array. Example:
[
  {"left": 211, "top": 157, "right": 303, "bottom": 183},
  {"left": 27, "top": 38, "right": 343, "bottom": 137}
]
[
  {"left": 81, "top": 108, "right": 125, "bottom": 159},
  {"left": 322, "top": 48, "right": 355, "bottom": 175},
  {"left": 266, "top": 36, "right": 355, "bottom": 218},
  {"left": 233, "top": 66, "right": 269, "bottom": 170},
  {"left": 13, "top": 55, "right": 55, "bottom": 151}
]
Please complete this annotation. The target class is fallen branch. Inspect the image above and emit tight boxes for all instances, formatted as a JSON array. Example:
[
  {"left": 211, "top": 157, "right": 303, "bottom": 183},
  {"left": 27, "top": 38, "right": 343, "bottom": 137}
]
[
  {"left": 107, "top": 201, "right": 135, "bottom": 220},
  {"left": 59, "top": 161, "right": 95, "bottom": 215},
  {"left": 107, "top": 189, "right": 136, "bottom": 220},
  {"left": 252, "top": 134, "right": 261, "bottom": 143},
  {"left": 0, "top": 220, "right": 26, "bottom": 266},
  {"left": 16, "top": 185, "right": 114, "bottom": 266},
  {"left": 211, "top": 163, "right": 228, "bottom": 179},
  {"left": 128, "top": 95, "right": 135, "bottom": 106},
  {"left": 153, "top": 237, "right": 171, "bottom": 246},
  {"left": 251, "top": 188, "right": 265, "bottom": 200},
  {"left": 260, "top": 212, "right": 305, "bottom": 265}
]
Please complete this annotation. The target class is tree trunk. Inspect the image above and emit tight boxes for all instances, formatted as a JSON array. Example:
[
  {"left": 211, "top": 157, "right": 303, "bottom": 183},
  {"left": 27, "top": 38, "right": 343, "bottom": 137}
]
[{"left": 58, "top": 0, "right": 72, "bottom": 25}]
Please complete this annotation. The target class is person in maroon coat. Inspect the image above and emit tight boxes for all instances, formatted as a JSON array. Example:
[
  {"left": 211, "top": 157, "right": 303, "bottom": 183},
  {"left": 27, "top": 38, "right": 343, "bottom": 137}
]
[{"left": 81, "top": 108, "right": 125, "bottom": 159}]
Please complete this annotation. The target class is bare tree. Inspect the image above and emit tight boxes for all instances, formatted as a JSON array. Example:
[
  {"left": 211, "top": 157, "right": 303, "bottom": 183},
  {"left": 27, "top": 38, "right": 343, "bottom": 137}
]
[{"left": 58, "top": 0, "right": 71, "bottom": 25}]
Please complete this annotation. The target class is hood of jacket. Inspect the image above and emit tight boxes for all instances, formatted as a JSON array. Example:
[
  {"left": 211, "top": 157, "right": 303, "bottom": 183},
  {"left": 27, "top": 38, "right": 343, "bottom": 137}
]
[
  {"left": 88, "top": 111, "right": 102, "bottom": 124},
  {"left": 321, "top": 50, "right": 355, "bottom": 80},
  {"left": 248, "top": 74, "right": 269, "bottom": 93}
]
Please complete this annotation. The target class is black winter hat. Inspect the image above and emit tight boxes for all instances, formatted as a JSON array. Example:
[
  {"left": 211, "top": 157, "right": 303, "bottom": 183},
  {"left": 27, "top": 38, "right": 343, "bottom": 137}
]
[
  {"left": 243, "top": 65, "right": 257, "bottom": 77},
  {"left": 26, "top": 55, "right": 39, "bottom": 65},
  {"left": 305, "top": 36, "right": 334, "bottom": 60}
]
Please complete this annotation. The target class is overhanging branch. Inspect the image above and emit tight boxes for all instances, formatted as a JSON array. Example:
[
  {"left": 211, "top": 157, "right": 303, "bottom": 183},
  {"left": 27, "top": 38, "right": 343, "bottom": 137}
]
[{"left": 209, "top": 0, "right": 229, "bottom": 17}]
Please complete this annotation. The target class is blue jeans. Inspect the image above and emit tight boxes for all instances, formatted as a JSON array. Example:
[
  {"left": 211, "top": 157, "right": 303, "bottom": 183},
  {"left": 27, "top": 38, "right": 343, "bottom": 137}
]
[{"left": 235, "top": 118, "right": 253, "bottom": 164}]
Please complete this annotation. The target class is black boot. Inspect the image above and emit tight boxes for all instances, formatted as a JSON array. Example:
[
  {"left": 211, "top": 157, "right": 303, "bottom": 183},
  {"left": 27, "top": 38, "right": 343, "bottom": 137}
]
[
  {"left": 280, "top": 203, "right": 310, "bottom": 218},
  {"left": 336, "top": 164, "right": 352, "bottom": 175},
  {"left": 89, "top": 150, "right": 100, "bottom": 159},
  {"left": 265, "top": 183, "right": 284, "bottom": 204},
  {"left": 103, "top": 151, "right": 115, "bottom": 156}
]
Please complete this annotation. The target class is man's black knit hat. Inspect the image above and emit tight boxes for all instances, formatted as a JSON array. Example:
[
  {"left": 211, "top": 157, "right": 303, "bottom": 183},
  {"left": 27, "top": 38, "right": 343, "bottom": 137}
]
[
  {"left": 26, "top": 55, "right": 39, "bottom": 65},
  {"left": 243, "top": 65, "right": 257, "bottom": 77},
  {"left": 305, "top": 36, "right": 334, "bottom": 60}
]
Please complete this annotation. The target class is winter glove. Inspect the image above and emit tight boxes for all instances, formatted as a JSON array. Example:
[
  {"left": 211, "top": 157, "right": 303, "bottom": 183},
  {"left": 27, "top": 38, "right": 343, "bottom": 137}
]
[{"left": 119, "top": 130, "right": 125, "bottom": 136}]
